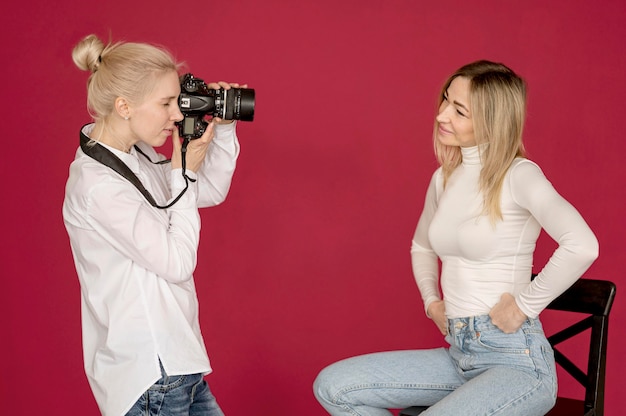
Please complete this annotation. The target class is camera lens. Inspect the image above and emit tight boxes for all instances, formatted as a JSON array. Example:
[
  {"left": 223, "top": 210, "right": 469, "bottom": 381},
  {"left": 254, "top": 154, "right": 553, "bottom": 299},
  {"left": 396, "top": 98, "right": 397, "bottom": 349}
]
[
  {"left": 223, "top": 88, "right": 255, "bottom": 121},
  {"left": 236, "top": 89, "right": 255, "bottom": 121}
]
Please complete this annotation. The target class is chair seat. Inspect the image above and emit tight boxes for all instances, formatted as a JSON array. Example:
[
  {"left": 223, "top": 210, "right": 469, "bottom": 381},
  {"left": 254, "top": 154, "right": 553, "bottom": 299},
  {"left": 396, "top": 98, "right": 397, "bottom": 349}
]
[
  {"left": 545, "top": 397, "right": 586, "bottom": 415},
  {"left": 398, "top": 406, "right": 429, "bottom": 416},
  {"left": 400, "top": 398, "right": 586, "bottom": 416}
]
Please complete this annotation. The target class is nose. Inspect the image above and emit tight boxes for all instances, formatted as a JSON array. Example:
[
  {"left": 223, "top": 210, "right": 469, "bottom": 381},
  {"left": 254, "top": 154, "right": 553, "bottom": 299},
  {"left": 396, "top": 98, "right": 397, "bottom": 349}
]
[
  {"left": 172, "top": 106, "right": 184, "bottom": 122},
  {"left": 436, "top": 102, "right": 452, "bottom": 123}
]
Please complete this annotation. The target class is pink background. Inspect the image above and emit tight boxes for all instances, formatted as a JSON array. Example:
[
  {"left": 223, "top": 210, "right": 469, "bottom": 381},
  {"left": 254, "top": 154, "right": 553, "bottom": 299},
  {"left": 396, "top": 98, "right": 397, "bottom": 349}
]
[{"left": 1, "top": 0, "right": 624, "bottom": 414}]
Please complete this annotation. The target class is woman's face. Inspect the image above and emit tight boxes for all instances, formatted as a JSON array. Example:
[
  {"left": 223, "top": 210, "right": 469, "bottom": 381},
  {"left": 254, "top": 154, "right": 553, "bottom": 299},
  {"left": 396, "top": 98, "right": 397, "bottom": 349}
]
[
  {"left": 127, "top": 70, "right": 184, "bottom": 147},
  {"left": 435, "top": 76, "right": 476, "bottom": 148}
]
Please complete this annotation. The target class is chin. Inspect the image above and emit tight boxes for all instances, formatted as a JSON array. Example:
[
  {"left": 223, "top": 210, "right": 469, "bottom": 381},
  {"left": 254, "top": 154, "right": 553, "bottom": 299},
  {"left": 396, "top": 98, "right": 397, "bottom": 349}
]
[
  {"left": 153, "top": 135, "right": 169, "bottom": 147},
  {"left": 436, "top": 135, "right": 458, "bottom": 147}
]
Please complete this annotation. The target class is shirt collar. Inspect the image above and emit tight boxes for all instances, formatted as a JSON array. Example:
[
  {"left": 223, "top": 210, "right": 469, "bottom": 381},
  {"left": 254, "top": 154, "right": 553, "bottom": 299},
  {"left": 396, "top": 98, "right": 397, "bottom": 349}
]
[{"left": 81, "top": 123, "right": 141, "bottom": 173}]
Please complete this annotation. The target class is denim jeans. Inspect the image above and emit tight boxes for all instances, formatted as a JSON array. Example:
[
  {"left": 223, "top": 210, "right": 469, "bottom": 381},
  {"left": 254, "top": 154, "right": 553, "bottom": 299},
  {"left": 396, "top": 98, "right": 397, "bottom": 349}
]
[
  {"left": 314, "top": 315, "right": 557, "bottom": 416},
  {"left": 126, "top": 362, "right": 224, "bottom": 416}
]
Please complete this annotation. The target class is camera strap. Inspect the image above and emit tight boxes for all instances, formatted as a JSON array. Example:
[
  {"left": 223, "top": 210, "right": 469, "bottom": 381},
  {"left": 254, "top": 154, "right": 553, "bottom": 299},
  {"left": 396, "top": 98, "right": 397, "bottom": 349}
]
[{"left": 79, "top": 129, "right": 192, "bottom": 209}]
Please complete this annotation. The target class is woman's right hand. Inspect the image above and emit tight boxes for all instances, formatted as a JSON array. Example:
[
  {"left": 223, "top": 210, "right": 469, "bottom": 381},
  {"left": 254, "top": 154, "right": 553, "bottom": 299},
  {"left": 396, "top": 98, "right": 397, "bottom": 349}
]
[
  {"left": 427, "top": 300, "right": 448, "bottom": 335},
  {"left": 171, "top": 120, "right": 215, "bottom": 172}
]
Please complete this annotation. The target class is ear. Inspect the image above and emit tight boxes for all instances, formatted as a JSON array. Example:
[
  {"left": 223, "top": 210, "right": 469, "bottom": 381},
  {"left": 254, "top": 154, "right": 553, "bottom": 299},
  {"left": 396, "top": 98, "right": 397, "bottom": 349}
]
[{"left": 114, "top": 97, "right": 131, "bottom": 120}]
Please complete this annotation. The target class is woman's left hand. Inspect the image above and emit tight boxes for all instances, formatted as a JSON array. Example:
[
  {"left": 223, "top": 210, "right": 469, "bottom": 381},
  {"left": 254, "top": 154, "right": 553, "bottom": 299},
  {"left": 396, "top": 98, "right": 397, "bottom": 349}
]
[
  {"left": 206, "top": 81, "right": 248, "bottom": 125},
  {"left": 489, "top": 293, "right": 528, "bottom": 333}
]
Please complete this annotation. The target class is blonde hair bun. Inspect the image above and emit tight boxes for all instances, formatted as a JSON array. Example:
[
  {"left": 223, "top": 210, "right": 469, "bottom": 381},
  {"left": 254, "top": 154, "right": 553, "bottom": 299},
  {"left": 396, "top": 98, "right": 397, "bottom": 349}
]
[{"left": 72, "top": 34, "right": 105, "bottom": 73}]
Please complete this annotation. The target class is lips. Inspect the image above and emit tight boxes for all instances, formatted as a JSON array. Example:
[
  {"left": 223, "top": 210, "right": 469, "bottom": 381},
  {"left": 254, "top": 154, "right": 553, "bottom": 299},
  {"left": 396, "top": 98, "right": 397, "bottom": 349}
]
[{"left": 438, "top": 124, "right": 453, "bottom": 135}]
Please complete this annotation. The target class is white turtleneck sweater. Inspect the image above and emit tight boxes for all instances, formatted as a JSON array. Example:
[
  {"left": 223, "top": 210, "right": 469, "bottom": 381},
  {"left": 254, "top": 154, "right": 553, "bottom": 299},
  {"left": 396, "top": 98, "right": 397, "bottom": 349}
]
[{"left": 410, "top": 146, "right": 598, "bottom": 319}]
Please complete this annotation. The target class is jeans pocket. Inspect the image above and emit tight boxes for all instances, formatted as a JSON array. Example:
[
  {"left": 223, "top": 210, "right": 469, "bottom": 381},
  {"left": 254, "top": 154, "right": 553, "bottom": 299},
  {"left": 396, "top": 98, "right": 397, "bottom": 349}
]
[
  {"left": 476, "top": 328, "right": 528, "bottom": 354},
  {"left": 150, "top": 374, "right": 188, "bottom": 393},
  {"left": 535, "top": 340, "right": 557, "bottom": 380}
]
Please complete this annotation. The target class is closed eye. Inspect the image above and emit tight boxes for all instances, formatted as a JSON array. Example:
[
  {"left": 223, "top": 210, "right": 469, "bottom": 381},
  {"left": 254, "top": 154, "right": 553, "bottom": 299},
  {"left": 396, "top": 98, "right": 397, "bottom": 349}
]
[{"left": 163, "top": 96, "right": 179, "bottom": 107}]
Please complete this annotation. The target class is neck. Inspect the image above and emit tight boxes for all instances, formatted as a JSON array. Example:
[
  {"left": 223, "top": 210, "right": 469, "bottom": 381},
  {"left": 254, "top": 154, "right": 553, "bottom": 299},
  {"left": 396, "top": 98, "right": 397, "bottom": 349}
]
[{"left": 92, "top": 119, "right": 135, "bottom": 153}]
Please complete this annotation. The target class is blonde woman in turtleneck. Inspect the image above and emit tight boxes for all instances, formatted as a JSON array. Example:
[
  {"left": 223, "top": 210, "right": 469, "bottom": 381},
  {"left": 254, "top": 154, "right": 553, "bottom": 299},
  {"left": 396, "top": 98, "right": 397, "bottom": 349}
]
[{"left": 314, "top": 60, "right": 598, "bottom": 416}]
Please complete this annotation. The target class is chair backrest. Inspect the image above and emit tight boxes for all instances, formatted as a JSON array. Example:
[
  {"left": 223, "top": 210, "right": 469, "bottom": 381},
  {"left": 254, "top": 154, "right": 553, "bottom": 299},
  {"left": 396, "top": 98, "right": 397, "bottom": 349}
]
[{"left": 543, "top": 278, "right": 616, "bottom": 416}]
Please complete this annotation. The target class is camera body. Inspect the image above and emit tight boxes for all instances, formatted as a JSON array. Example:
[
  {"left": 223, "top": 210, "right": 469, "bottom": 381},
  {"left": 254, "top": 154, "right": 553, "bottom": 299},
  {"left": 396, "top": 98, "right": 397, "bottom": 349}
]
[{"left": 177, "top": 73, "right": 255, "bottom": 139}]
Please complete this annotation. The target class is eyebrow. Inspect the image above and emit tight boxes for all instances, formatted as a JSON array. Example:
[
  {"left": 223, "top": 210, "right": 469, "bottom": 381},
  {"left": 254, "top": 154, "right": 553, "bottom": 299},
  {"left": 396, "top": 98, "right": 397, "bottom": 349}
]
[
  {"left": 444, "top": 90, "right": 470, "bottom": 113},
  {"left": 453, "top": 100, "right": 470, "bottom": 113}
]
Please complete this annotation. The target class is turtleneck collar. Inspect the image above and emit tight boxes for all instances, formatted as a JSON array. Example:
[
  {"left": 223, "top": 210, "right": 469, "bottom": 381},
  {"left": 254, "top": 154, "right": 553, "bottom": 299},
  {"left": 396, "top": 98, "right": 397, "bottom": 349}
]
[{"left": 461, "top": 143, "right": 488, "bottom": 166}]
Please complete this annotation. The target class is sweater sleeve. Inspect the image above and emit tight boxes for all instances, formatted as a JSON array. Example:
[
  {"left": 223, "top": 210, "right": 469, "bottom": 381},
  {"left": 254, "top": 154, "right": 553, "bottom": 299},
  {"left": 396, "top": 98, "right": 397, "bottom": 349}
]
[
  {"left": 411, "top": 169, "right": 443, "bottom": 315},
  {"left": 509, "top": 161, "right": 599, "bottom": 318}
]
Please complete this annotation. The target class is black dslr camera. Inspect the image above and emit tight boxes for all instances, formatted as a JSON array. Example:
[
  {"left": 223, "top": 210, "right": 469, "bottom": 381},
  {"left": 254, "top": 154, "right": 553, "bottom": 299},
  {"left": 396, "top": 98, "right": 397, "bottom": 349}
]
[{"left": 177, "top": 73, "right": 255, "bottom": 139}]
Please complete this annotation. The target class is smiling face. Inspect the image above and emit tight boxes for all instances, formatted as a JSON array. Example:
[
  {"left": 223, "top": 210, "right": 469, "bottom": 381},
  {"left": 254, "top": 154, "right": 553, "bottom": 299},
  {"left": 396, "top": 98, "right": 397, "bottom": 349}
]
[
  {"left": 126, "top": 70, "right": 184, "bottom": 147},
  {"left": 435, "top": 76, "right": 476, "bottom": 148}
]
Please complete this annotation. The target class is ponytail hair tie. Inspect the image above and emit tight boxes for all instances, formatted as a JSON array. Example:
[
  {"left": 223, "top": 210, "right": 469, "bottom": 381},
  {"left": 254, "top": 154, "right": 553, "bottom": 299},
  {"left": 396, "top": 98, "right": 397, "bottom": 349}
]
[{"left": 92, "top": 55, "right": 102, "bottom": 73}]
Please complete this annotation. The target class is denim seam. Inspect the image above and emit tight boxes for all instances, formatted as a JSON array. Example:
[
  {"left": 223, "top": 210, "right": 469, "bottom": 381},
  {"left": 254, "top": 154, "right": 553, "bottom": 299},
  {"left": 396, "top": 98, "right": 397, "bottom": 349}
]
[
  {"left": 540, "top": 346, "right": 558, "bottom": 399},
  {"left": 486, "top": 377, "right": 546, "bottom": 415},
  {"left": 330, "top": 382, "right": 458, "bottom": 403},
  {"left": 330, "top": 382, "right": 458, "bottom": 416},
  {"left": 191, "top": 379, "right": 198, "bottom": 403},
  {"left": 143, "top": 391, "right": 149, "bottom": 414},
  {"left": 149, "top": 375, "right": 188, "bottom": 393}
]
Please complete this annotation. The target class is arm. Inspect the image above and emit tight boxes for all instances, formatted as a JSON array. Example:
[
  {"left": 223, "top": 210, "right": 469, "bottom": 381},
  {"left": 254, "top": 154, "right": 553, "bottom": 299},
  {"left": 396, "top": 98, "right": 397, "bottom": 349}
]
[
  {"left": 190, "top": 81, "right": 243, "bottom": 208},
  {"left": 85, "top": 170, "right": 201, "bottom": 284},
  {"left": 411, "top": 169, "right": 446, "bottom": 333},
  {"left": 169, "top": 116, "right": 240, "bottom": 208},
  {"left": 511, "top": 161, "right": 599, "bottom": 317},
  {"left": 194, "top": 122, "right": 240, "bottom": 207}
]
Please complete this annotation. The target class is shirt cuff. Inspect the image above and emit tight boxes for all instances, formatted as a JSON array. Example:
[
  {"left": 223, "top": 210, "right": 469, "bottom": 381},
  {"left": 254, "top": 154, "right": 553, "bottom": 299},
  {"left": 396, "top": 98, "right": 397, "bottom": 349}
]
[
  {"left": 213, "top": 121, "right": 236, "bottom": 137},
  {"left": 170, "top": 169, "right": 197, "bottom": 194}
]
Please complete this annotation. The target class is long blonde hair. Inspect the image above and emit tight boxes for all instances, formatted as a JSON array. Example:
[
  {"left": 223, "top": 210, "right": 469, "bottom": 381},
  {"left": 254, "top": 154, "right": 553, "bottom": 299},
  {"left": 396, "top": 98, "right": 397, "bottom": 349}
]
[
  {"left": 433, "top": 60, "right": 527, "bottom": 223},
  {"left": 72, "top": 34, "right": 180, "bottom": 121}
]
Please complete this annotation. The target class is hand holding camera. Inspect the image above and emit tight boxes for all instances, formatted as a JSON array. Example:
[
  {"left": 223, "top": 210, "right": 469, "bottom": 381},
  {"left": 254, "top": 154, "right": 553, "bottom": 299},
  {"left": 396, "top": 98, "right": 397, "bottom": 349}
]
[
  {"left": 171, "top": 120, "right": 215, "bottom": 173},
  {"left": 205, "top": 81, "right": 249, "bottom": 125}
]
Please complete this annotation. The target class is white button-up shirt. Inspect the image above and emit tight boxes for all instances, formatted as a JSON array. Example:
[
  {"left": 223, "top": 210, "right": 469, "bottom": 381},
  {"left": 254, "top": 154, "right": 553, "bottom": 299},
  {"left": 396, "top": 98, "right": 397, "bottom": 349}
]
[{"left": 63, "top": 123, "right": 240, "bottom": 416}]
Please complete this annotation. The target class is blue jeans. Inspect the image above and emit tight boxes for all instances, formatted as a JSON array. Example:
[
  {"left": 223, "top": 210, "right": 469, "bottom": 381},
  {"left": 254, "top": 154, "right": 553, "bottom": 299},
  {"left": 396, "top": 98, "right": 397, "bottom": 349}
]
[
  {"left": 126, "top": 362, "right": 224, "bottom": 416},
  {"left": 314, "top": 315, "right": 557, "bottom": 416}
]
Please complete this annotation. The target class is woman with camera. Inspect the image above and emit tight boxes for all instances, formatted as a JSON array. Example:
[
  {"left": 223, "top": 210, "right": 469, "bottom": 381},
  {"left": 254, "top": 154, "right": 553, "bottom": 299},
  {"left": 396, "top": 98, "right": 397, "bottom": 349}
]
[
  {"left": 313, "top": 60, "right": 598, "bottom": 415},
  {"left": 63, "top": 34, "right": 244, "bottom": 416}
]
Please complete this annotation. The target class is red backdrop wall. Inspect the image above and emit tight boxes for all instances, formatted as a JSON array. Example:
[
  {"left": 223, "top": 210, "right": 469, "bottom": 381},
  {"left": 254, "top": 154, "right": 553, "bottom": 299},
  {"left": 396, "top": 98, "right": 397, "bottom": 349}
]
[{"left": 1, "top": 0, "right": 624, "bottom": 414}]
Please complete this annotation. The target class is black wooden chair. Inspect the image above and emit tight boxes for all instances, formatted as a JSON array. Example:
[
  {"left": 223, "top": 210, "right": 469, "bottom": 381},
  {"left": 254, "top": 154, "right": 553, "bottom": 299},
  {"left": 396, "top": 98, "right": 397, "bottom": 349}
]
[{"left": 399, "top": 277, "right": 616, "bottom": 416}]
